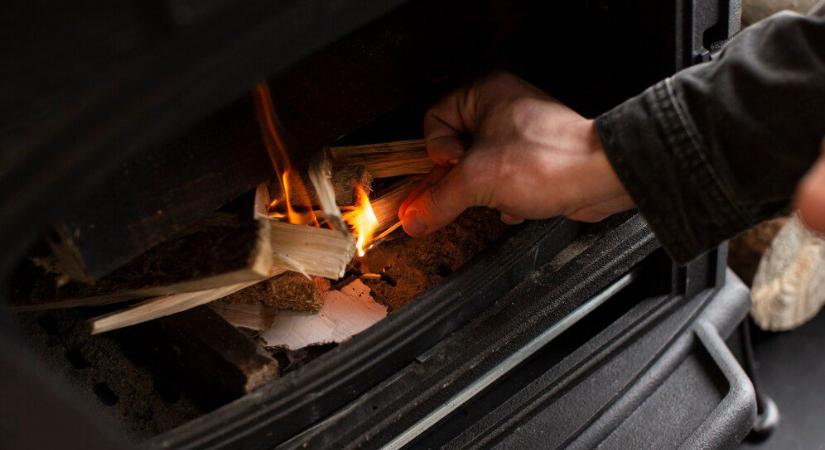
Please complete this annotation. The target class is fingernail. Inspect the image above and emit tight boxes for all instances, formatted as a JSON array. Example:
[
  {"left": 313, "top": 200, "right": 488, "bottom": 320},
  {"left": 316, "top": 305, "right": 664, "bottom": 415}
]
[
  {"left": 500, "top": 213, "right": 525, "bottom": 225},
  {"left": 402, "top": 209, "right": 427, "bottom": 236}
]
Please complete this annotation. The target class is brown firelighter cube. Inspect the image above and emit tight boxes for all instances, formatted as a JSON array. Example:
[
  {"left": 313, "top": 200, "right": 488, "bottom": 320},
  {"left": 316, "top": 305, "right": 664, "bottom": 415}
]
[{"left": 225, "top": 272, "right": 331, "bottom": 313}]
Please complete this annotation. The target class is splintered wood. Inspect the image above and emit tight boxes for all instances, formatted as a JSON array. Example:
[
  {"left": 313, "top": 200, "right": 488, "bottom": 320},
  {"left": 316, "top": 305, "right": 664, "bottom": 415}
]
[
  {"left": 260, "top": 280, "right": 387, "bottom": 350},
  {"left": 90, "top": 281, "right": 259, "bottom": 334},
  {"left": 329, "top": 139, "right": 433, "bottom": 178},
  {"left": 86, "top": 218, "right": 353, "bottom": 333},
  {"left": 270, "top": 222, "right": 354, "bottom": 278},
  {"left": 255, "top": 182, "right": 355, "bottom": 279},
  {"left": 16, "top": 217, "right": 275, "bottom": 311},
  {"left": 17, "top": 137, "right": 432, "bottom": 339}
]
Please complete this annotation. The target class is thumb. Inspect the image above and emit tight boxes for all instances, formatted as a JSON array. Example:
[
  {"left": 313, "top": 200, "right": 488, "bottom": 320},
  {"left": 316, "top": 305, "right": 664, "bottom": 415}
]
[
  {"left": 795, "top": 143, "right": 825, "bottom": 234},
  {"left": 400, "top": 165, "right": 473, "bottom": 237}
]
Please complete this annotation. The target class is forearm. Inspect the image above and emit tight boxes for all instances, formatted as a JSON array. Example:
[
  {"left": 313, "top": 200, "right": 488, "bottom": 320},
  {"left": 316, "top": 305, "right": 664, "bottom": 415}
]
[{"left": 596, "top": 6, "right": 825, "bottom": 263}]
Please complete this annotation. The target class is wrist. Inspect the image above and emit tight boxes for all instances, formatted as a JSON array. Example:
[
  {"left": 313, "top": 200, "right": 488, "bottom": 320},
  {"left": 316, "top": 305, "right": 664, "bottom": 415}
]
[{"left": 563, "top": 119, "right": 634, "bottom": 222}]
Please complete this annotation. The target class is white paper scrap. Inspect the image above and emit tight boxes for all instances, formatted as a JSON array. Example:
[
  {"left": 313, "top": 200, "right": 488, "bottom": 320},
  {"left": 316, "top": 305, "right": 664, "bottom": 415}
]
[{"left": 260, "top": 279, "right": 387, "bottom": 349}]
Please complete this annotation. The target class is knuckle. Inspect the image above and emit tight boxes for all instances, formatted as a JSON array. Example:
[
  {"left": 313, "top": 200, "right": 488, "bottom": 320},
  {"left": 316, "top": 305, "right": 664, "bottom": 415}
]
[{"left": 508, "top": 97, "right": 543, "bottom": 129}]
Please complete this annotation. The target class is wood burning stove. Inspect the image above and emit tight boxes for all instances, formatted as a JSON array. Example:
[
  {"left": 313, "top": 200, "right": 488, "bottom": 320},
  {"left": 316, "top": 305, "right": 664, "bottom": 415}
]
[{"left": 1, "top": 0, "right": 754, "bottom": 448}]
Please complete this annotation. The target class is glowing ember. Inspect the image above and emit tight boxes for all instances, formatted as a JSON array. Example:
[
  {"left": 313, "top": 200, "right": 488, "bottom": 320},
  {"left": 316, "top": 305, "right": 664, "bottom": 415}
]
[
  {"left": 253, "top": 82, "right": 317, "bottom": 226},
  {"left": 344, "top": 184, "right": 379, "bottom": 257}
]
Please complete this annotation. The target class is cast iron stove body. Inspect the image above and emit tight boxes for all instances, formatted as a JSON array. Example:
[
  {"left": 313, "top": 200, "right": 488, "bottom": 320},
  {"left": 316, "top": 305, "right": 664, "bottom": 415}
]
[{"left": 0, "top": 0, "right": 754, "bottom": 448}]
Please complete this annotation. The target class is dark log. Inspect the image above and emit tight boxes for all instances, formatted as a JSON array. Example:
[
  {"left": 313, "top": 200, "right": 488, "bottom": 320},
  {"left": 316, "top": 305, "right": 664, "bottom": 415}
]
[
  {"left": 129, "top": 306, "right": 278, "bottom": 404},
  {"left": 50, "top": 100, "right": 272, "bottom": 283}
]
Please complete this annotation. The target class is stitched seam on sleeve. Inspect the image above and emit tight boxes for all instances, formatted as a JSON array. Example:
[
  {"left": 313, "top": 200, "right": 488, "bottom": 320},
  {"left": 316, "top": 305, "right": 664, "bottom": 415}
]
[
  {"left": 596, "top": 96, "right": 695, "bottom": 261},
  {"left": 661, "top": 78, "right": 752, "bottom": 229}
]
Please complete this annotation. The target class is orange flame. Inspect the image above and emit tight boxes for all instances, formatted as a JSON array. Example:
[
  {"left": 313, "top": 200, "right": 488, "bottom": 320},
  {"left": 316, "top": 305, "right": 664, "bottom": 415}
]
[
  {"left": 253, "top": 82, "right": 317, "bottom": 226},
  {"left": 344, "top": 184, "right": 379, "bottom": 257}
]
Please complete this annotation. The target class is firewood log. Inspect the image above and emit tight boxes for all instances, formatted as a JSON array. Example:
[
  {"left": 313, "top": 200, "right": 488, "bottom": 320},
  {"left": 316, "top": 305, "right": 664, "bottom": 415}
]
[
  {"left": 16, "top": 216, "right": 274, "bottom": 311},
  {"left": 329, "top": 139, "right": 433, "bottom": 178},
  {"left": 143, "top": 306, "right": 278, "bottom": 402},
  {"left": 88, "top": 281, "right": 259, "bottom": 334},
  {"left": 17, "top": 207, "right": 355, "bottom": 312}
]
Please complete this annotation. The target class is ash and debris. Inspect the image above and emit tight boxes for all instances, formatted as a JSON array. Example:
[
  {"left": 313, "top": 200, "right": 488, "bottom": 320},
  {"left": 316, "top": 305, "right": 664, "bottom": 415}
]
[
  {"left": 359, "top": 207, "right": 508, "bottom": 311},
  {"left": 269, "top": 343, "right": 339, "bottom": 374},
  {"left": 11, "top": 206, "right": 508, "bottom": 439},
  {"left": 16, "top": 310, "right": 205, "bottom": 438}
]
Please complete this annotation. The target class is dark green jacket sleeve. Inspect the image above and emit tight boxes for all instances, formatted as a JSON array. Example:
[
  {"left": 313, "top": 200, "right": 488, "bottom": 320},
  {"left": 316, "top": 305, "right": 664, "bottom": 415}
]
[{"left": 595, "top": 4, "right": 825, "bottom": 263}]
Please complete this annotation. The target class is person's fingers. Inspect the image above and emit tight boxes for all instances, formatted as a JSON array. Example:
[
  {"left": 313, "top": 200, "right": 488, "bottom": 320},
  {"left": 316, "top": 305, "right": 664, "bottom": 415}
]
[
  {"left": 423, "top": 86, "right": 476, "bottom": 166},
  {"left": 398, "top": 166, "right": 450, "bottom": 220},
  {"left": 795, "top": 144, "right": 825, "bottom": 234},
  {"left": 426, "top": 133, "right": 465, "bottom": 166},
  {"left": 401, "top": 165, "right": 474, "bottom": 237}
]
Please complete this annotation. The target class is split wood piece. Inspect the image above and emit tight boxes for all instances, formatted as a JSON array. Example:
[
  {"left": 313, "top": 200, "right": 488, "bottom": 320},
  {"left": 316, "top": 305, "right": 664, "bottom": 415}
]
[
  {"left": 257, "top": 180, "right": 354, "bottom": 279},
  {"left": 260, "top": 279, "right": 387, "bottom": 350},
  {"left": 256, "top": 182, "right": 355, "bottom": 280},
  {"left": 89, "top": 281, "right": 259, "bottom": 334},
  {"left": 85, "top": 225, "right": 352, "bottom": 332},
  {"left": 307, "top": 151, "right": 349, "bottom": 233},
  {"left": 155, "top": 306, "right": 279, "bottom": 399},
  {"left": 270, "top": 222, "right": 354, "bottom": 279},
  {"left": 370, "top": 176, "right": 422, "bottom": 234},
  {"left": 211, "top": 301, "right": 278, "bottom": 331},
  {"left": 329, "top": 139, "right": 433, "bottom": 178},
  {"left": 15, "top": 218, "right": 274, "bottom": 312},
  {"left": 224, "top": 272, "right": 330, "bottom": 313}
]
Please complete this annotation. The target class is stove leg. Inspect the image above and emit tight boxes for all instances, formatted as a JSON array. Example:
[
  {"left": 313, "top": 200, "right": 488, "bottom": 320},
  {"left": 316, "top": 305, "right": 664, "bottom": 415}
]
[{"left": 739, "top": 319, "right": 780, "bottom": 441}]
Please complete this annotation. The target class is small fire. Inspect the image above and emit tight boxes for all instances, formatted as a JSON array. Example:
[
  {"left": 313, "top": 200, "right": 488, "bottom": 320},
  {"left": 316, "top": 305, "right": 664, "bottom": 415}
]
[
  {"left": 253, "top": 81, "right": 317, "bottom": 226},
  {"left": 344, "top": 184, "right": 379, "bottom": 257},
  {"left": 252, "top": 82, "right": 381, "bottom": 256}
]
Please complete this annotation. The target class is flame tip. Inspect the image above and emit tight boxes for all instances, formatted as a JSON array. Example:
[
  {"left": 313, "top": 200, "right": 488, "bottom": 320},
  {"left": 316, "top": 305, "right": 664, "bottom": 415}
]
[{"left": 344, "top": 184, "right": 379, "bottom": 257}]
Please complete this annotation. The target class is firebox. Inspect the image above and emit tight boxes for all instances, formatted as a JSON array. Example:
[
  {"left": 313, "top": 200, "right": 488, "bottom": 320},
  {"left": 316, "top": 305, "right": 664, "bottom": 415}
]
[{"left": 1, "top": 0, "right": 754, "bottom": 449}]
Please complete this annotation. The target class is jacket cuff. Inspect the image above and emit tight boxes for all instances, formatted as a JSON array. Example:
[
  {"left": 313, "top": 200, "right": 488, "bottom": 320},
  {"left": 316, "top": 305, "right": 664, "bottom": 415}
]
[{"left": 595, "top": 79, "right": 751, "bottom": 264}]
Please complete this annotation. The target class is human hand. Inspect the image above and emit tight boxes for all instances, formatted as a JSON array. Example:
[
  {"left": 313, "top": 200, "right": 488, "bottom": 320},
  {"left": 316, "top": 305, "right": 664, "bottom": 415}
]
[{"left": 399, "top": 72, "right": 634, "bottom": 237}]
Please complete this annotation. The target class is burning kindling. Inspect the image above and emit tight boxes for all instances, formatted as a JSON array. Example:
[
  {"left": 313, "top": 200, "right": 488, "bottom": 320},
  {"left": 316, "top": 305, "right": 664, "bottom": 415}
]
[{"left": 13, "top": 83, "right": 440, "bottom": 357}]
